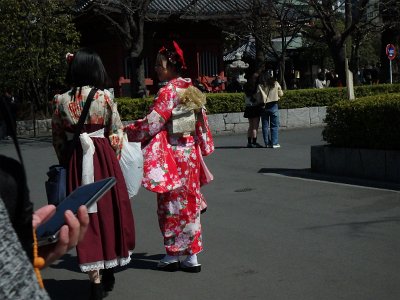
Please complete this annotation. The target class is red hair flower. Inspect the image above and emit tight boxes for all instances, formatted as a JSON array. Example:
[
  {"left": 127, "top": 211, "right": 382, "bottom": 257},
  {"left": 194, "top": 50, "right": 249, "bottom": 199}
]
[{"left": 158, "top": 41, "right": 186, "bottom": 69}]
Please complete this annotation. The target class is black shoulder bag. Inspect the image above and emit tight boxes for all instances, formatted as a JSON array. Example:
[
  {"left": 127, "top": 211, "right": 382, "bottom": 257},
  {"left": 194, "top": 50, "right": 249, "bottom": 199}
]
[
  {"left": 45, "top": 88, "right": 98, "bottom": 205},
  {"left": 0, "top": 97, "right": 33, "bottom": 260}
]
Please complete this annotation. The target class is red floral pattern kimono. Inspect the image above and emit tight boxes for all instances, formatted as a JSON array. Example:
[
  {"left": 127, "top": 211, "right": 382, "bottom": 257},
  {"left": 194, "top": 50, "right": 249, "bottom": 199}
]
[{"left": 125, "top": 77, "right": 214, "bottom": 256}]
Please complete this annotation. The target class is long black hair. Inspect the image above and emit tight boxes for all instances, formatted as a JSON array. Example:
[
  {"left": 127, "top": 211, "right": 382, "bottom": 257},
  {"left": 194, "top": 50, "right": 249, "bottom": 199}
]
[
  {"left": 259, "top": 71, "right": 277, "bottom": 89},
  {"left": 66, "top": 48, "right": 108, "bottom": 89}
]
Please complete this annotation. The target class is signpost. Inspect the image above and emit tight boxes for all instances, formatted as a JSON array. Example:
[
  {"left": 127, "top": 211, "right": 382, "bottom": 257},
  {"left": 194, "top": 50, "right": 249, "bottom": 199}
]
[{"left": 386, "top": 44, "right": 396, "bottom": 84}]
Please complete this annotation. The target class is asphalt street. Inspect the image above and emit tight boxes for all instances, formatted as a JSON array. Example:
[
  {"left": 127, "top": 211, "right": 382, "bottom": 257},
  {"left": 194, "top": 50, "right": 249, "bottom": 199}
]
[{"left": 1, "top": 127, "right": 399, "bottom": 300}]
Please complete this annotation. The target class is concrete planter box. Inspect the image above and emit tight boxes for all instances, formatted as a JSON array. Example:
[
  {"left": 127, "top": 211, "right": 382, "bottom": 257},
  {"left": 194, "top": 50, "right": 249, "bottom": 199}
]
[{"left": 311, "top": 145, "right": 400, "bottom": 183}]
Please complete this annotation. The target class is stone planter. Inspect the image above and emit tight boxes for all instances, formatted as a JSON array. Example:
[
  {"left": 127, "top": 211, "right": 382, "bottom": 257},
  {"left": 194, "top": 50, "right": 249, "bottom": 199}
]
[
  {"left": 15, "top": 106, "right": 328, "bottom": 137},
  {"left": 311, "top": 145, "right": 400, "bottom": 183}
]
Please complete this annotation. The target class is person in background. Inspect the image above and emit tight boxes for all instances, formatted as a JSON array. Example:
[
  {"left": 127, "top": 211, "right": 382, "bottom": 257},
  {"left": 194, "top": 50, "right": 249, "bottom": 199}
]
[
  {"left": 125, "top": 40, "right": 214, "bottom": 273},
  {"left": 314, "top": 71, "right": 327, "bottom": 88},
  {"left": 243, "top": 72, "right": 263, "bottom": 148},
  {"left": 259, "top": 74, "right": 283, "bottom": 148},
  {"left": 371, "top": 62, "right": 380, "bottom": 85},
  {"left": 1, "top": 88, "right": 18, "bottom": 139},
  {"left": 52, "top": 48, "right": 135, "bottom": 300}
]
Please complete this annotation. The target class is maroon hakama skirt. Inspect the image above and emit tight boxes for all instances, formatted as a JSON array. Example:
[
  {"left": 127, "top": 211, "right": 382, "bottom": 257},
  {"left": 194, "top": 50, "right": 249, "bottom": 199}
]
[{"left": 67, "top": 124, "right": 135, "bottom": 272}]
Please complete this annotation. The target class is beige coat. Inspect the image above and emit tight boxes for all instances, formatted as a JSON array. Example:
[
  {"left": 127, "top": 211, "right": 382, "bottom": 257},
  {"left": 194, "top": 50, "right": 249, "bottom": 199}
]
[{"left": 257, "top": 81, "right": 283, "bottom": 103}]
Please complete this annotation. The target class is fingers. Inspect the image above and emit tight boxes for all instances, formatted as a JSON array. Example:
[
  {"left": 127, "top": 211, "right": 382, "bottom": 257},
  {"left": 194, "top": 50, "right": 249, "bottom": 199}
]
[
  {"left": 76, "top": 205, "right": 89, "bottom": 243},
  {"left": 32, "top": 205, "right": 56, "bottom": 228},
  {"left": 38, "top": 206, "right": 89, "bottom": 267},
  {"left": 42, "top": 225, "right": 70, "bottom": 267},
  {"left": 63, "top": 210, "right": 81, "bottom": 248}
]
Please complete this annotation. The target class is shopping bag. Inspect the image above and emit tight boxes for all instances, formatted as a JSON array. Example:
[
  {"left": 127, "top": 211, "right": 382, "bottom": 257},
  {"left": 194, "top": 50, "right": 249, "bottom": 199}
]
[{"left": 120, "top": 134, "right": 143, "bottom": 199}]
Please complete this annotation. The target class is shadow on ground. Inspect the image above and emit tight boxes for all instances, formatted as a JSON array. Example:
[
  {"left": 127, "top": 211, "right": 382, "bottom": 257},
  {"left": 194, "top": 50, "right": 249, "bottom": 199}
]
[
  {"left": 50, "top": 253, "right": 81, "bottom": 273},
  {"left": 50, "top": 252, "right": 164, "bottom": 273},
  {"left": 215, "top": 146, "right": 255, "bottom": 149},
  {"left": 128, "top": 252, "right": 164, "bottom": 270},
  {"left": 44, "top": 279, "right": 89, "bottom": 300},
  {"left": 258, "top": 168, "right": 400, "bottom": 191}
]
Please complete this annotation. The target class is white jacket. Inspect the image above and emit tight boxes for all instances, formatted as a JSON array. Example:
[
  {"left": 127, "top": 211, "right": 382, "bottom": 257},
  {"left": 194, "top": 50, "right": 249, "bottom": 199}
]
[{"left": 258, "top": 81, "right": 283, "bottom": 103}]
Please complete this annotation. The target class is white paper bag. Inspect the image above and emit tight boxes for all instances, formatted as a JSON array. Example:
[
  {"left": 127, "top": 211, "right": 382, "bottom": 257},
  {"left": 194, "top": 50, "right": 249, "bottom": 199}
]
[{"left": 120, "top": 134, "right": 143, "bottom": 199}]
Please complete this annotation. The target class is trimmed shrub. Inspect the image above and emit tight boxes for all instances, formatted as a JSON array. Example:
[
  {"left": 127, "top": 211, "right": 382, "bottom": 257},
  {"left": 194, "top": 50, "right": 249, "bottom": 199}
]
[
  {"left": 322, "top": 93, "right": 400, "bottom": 150},
  {"left": 205, "top": 93, "right": 245, "bottom": 114},
  {"left": 115, "top": 83, "right": 400, "bottom": 120},
  {"left": 115, "top": 93, "right": 246, "bottom": 120},
  {"left": 279, "top": 87, "right": 346, "bottom": 108},
  {"left": 115, "top": 97, "right": 153, "bottom": 120}
]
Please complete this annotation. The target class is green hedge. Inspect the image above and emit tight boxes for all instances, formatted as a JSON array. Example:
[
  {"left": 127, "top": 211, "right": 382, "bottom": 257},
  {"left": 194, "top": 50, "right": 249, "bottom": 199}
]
[
  {"left": 115, "top": 97, "right": 153, "bottom": 121},
  {"left": 115, "top": 83, "right": 400, "bottom": 120},
  {"left": 322, "top": 93, "right": 400, "bottom": 150}
]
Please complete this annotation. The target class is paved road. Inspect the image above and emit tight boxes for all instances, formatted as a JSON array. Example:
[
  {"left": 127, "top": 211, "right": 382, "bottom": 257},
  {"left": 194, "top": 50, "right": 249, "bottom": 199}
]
[{"left": 1, "top": 127, "right": 399, "bottom": 300}]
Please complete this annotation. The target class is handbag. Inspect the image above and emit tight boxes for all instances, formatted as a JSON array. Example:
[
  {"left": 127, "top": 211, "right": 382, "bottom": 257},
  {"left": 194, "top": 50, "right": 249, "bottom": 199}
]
[
  {"left": 0, "top": 97, "right": 33, "bottom": 260},
  {"left": 45, "top": 88, "right": 97, "bottom": 205}
]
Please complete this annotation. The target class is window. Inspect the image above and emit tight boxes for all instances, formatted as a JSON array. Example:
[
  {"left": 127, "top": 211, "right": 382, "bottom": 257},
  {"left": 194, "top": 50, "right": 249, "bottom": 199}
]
[{"left": 199, "top": 52, "right": 219, "bottom": 76}]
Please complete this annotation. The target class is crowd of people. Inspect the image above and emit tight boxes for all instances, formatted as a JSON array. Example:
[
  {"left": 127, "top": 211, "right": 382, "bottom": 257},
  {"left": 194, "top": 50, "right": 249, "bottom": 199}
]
[{"left": 0, "top": 42, "right": 214, "bottom": 300}]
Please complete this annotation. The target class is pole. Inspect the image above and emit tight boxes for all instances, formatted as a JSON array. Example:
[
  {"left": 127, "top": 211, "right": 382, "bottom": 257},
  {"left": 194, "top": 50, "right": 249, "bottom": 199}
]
[{"left": 389, "top": 59, "right": 393, "bottom": 84}]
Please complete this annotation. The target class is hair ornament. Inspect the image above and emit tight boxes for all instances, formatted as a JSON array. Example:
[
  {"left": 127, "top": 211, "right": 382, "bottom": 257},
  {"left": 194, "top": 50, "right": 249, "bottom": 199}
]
[
  {"left": 172, "top": 41, "right": 186, "bottom": 69},
  {"left": 158, "top": 41, "right": 186, "bottom": 70}
]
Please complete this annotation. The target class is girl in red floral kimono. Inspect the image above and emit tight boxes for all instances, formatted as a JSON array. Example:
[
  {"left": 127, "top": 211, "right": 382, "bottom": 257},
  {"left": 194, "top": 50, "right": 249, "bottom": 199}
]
[
  {"left": 52, "top": 49, "right": 135, "bottom": 300},
  {"left": 125, "top": 41, "right": 214, "bottom": 273}
]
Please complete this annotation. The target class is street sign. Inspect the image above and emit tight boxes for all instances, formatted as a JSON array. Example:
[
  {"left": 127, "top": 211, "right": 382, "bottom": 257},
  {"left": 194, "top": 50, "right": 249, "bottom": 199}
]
[{"left": 386, "top": 44, "right": 396, "bottom": 61}]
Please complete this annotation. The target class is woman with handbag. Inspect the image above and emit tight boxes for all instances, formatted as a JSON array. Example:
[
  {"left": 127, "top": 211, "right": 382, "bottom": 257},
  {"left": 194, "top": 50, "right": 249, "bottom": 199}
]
[
  {"left": 124, "top": 41, "right": 214, "bottom": 273},
  {"left": 243, "top": 72, "right": 263, "bottom": 148},
  {"left": 258, "top": 73, "right": 284, "bottom": 148},
  {"left": 52, "top": 48, "right": 135, "bottom": 300}
]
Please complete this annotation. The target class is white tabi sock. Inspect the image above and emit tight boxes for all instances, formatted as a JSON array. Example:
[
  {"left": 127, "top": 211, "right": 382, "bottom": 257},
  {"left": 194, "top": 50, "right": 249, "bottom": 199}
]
[
  {"left": 183, "top": 254, "right": 199, "bottom": 266},
  {"left": 160, "top": 254, "right": 179, "bottom": 263}
]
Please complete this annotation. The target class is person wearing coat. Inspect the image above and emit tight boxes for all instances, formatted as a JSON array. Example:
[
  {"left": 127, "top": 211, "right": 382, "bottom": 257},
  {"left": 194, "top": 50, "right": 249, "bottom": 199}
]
[{"left": 257, "top": 74, "right": 284, "bottom": 148}]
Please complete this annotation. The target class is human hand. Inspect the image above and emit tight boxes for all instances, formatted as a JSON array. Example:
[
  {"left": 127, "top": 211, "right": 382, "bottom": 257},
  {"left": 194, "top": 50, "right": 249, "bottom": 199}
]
[{"left": 32, "top": 205, "right": 89, "bottom": 267}]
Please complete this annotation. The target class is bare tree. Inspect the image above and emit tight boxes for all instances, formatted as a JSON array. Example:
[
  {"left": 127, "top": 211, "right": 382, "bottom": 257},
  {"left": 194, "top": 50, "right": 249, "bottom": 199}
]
[
  {"left": 218, "top": 0, "right": 309, "bottom": 89},
  {"left": 81, "top": 0, "right": 152, "bottom": 97},
  {"left": 255, "top": 0, "right": 310, "bottom": 89},
  {"left": 303, "top": 0, "right": 384, "bottom": 85}
]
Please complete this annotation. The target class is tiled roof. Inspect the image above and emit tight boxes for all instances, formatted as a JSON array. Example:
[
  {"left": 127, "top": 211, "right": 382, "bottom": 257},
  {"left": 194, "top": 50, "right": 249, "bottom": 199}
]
[
  {"left": 224, "top": 37, "right": 256, "bottom": 61},
  {"left": 224, "top": 35, "right": 303, "bottom": 61},
  {"left": 148, "top": 0, "right": 252, "bottom": 19},
  {"left": 75, "top": 0, "right": 252, "bottom": 18}
]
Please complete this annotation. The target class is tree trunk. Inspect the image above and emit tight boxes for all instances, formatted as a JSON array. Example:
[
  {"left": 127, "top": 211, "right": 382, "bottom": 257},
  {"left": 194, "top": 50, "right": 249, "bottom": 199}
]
[
  {"left": 327, "top": 38, "right": 346, "bottom": 86},
  {"left": 129, "top": 15, "right": 146, "bottom": 98},
  {"left": 279, "top": 56, "right": 286, "bottom": 90},
  {"left": 255, "top": 35, "right": 265, "bottom": 74}
]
